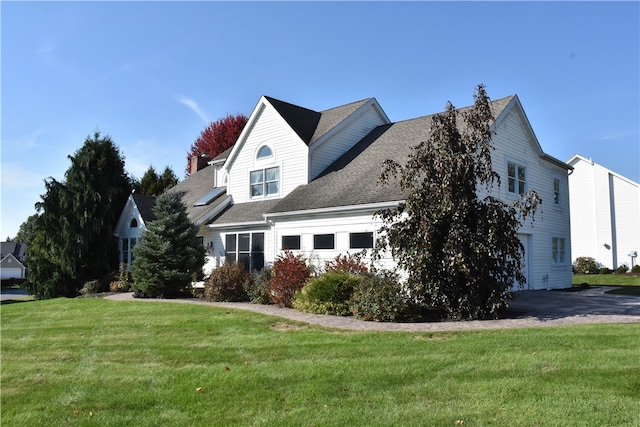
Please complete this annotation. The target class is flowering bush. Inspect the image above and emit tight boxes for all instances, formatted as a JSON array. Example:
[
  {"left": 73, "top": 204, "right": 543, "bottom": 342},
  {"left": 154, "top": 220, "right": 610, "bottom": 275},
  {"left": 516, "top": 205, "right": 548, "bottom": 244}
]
[{"left": 270, "top": 251, "right": 311, "bottom": 307}]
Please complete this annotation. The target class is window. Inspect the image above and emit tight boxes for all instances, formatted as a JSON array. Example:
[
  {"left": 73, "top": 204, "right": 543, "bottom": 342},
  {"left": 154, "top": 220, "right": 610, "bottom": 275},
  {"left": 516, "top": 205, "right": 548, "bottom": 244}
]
[
  {"left": 314, "top": 234, "right": 335, "bottom": 250},
  {"left": 257, "top": 145, "right": 273, "bottom": 159},
  {"left": 282, "top": 235, "right": 301, "bottom": 250},
  {"left": 508, "top": 162, "right": 526, "bottom": 194},
  {"left": 552, "top": 237, "right": 566, "bottom": 264},
  {"left": 250, "top": 167, "right": 279, "bottom": 197},
  {"left": 553, "top": 178, "right": 560, "bottom": 205},
  {"left": 130, "top": 219, "right": 138, "bottom": 228},
  {"left": 225, "top": 233, "right": 264, "bottom": 271},
  {"left": 350, "top": 232, "right": 374, "bottom": 249},
  {"left": 121, "top": 238, "right": 129, "bottom": 265}
]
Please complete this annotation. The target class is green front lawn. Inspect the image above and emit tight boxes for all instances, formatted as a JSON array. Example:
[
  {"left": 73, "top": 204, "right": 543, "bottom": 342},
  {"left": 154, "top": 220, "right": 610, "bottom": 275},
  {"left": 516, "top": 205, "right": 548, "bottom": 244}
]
[
  {"left": 573, "top": 273, "right": 640, "bottom": 296},
  {"left": 2, "top": 298, "right": 639, "bottom": 426}
]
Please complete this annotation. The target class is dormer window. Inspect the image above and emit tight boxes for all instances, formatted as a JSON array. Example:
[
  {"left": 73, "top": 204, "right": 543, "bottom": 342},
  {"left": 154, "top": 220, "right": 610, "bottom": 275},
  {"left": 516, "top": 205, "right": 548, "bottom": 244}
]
[
  {"left": 130, "top": 219, "right": 138, "bottom": 228},
  {"left": 257, "top": 145, "right": 273, "bottom": 159}
]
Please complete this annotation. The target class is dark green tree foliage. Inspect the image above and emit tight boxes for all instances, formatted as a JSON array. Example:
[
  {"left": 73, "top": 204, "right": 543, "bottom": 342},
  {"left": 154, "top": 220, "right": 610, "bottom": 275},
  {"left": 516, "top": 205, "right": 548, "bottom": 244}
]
[
  {"left": 131, "top": 191, "right": 206, "bottom": 298},
  {"left": 133, "top": 166, "right": 179, "bottom": 196},
  {"left": 27, "top": 132, "right": 131, "bottom": 298},
  {"left": 15, "top": 214, "right": 39, "bottom": 246},
  {"left": 375, "top": 85, "right": 540, "bottom": 320}
]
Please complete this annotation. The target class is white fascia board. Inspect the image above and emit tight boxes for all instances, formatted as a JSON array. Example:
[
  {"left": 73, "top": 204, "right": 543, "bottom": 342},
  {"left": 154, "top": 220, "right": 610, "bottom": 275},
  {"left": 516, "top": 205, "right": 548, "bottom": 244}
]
[
  {"left": 494, "top": 96, "right": 571, "bottom": 171},
  {"left": 309, "top": 98, "right": 391, "bottom": 154},
  {"left": 194, "top": 196, "right": 232, "bottom": 226},
  {"left": 113, "top": 194, "right": 136, "bottom": 236},
  {"left": 264, "top": 200, "right": 402, "bottom": 221},
  {"left": 206, "top": 220, "right": 269, "bottom": 230},
  {"left": 224, "top": 99, "right": 267, "bottom": 173}
]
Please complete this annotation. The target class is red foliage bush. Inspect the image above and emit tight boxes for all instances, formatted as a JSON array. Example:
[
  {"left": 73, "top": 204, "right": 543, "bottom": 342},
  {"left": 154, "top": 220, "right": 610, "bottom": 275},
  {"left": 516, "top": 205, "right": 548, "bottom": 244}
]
[
  {"left": 270, "top": 251, "right": 311, "bottom": 307},
  {"left": 325, "top": 253, "right": 368, "bottom": 275}
]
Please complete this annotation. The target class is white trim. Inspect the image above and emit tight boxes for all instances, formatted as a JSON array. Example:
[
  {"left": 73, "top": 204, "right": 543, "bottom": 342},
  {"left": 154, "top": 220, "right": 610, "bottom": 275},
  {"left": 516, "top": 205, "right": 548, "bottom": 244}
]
[
  {"left": 264, "top": 200, "right": 402, "bottom": 220},
  {"left": 194, "top": 196, "right": 232, "bottom": 226},
  {"left": 207, "top": 220, "right": 269, "bottom": 230}
]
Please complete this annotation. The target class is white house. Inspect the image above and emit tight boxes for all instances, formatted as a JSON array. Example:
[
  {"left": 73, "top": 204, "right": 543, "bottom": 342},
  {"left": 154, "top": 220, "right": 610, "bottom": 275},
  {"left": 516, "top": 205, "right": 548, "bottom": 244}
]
[
  {"left": 567, "top": 154, "right": 639, "bottom": 270},
  {"left": 116, "top": 94, "right": 573, "bottom": 290},
  {"left": 1, "top": 242, "right": 27, "bottom": 280},
  {"left": 113, "top": 193, "right": 157, "bottom": 268}
]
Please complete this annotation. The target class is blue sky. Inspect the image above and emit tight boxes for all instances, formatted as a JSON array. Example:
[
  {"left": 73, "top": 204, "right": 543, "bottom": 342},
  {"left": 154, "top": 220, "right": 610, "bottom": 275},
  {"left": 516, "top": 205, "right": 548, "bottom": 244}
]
[{"left": 2, "top": 1, "right": 639, "bottom": 239}]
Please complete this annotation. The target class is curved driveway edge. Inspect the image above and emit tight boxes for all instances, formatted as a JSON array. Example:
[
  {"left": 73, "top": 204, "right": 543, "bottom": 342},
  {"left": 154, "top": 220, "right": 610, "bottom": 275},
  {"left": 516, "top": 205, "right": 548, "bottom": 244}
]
[{"left": 105, "top": 287, "right": 640, "bottom": 332}]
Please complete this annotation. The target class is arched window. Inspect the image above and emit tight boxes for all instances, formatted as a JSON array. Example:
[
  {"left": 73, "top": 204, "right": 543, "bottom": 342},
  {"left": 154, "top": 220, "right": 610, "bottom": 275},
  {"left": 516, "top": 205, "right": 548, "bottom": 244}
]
[
  {"left": 257, "top": 145, "right": 273, "bottom": 159},
  {"left": 130, "top": 218, "right": 138, "bottom": 228}
]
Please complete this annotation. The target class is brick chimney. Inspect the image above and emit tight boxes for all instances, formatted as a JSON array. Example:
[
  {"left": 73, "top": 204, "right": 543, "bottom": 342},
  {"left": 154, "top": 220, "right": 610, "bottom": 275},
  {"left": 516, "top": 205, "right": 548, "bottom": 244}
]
[{"left": 190, "top": 154, "right": 211, "bottom": 174}]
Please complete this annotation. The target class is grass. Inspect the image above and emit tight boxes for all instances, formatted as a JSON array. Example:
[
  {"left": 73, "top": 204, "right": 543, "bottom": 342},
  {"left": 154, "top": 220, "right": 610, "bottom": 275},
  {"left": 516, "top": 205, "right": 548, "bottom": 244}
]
[
  {"left": 573, "top": 273, "right": 640, "bottom": 296},
  {"left": 2, "top": 298, "right": 640, "bottom": 426}
]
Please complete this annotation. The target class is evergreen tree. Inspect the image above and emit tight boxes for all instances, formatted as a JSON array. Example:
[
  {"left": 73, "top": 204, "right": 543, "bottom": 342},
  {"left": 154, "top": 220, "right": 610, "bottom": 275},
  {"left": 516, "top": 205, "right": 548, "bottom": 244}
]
[
  {"left": 133, "top": 165, "right": 179, "bottom": 196},
  {"left": 131, "top": 191, "right": 206, "bottom": 298},
  {"left": 26, "top": 131, "right": 132, "bottom": 297},
  {"left": 375, "top": 85, "right": 540, "bottom": 320}
]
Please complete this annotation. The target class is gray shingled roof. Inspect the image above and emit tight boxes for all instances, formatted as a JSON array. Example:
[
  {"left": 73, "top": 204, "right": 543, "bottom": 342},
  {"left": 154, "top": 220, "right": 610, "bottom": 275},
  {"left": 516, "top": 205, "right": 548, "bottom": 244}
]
[
  {"left": 264, "top": 96, "right": 321, "bottom": 144},
  {"left": 1, "top": 241, "right": 26, "bottom": 260},
  {"left": 211, "top": 199, "right": 282, "bottom": 225},
  {"left": 309, "top": 98, "right": 373, "bottom": 144},
  {"left": 265, "top": 96, "right": 374, "bottom": 146},
  {"left": 268, "top": 96, "right": 516, "bottom": 214},
  {"left": 167, "top": 165, "right": 228, "bottom": 225},
  {"left": 132, "top": 194, "right": 157, "bottom": 223}
]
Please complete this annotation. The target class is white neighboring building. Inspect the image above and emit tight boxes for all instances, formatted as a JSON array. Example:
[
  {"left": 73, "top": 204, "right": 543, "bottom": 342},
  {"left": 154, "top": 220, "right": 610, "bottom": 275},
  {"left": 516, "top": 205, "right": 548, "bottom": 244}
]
[
  {"left": 567, "top": 154, "right": 640, "bottom": 270},
  {"left": 116, "top": 94, "right": 574, "bottom": 290}
]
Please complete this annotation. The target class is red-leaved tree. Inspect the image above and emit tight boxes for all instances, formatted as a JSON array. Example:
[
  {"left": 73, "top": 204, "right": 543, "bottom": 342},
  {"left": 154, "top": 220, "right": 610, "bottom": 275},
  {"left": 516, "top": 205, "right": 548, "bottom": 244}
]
[{"left": 185, "top": 114, "right": 248, "bottom": 175}]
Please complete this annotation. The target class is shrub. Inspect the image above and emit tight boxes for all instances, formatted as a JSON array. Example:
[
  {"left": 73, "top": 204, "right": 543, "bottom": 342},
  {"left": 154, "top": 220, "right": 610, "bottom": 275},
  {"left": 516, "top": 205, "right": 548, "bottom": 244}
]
[
  {"left": 270, "top": 251, "right": 311, "bottom": 307},
  {"left": 110, "top": 264, "right": 133, "bottom": 292},
  {"left": 573, "top": 256, "right": 599, "bottom": 274},
  {"left": 293, "top": 271, "right": 361, "bottom": 316},
  {"left": 599, "top": 267, "right": 612, "bottom": 275},
  {"left": 79, "top": 280, "right": 102, "bottom": 296},
  {"left": 349, "top": 271, "right": 408, "bottom": 322},
  {"left": 324, "top": 253, "right": 368, "bottom": 275},
  {"left": 244, "top": 267, "right": 272, "bottom": 304},
  {"left": 615, "top": 264, "right": 629, "bottom": 274},
  {"left": 632, "top": 265, "right": 640, "bottom": 274},
  {"left": 204, "top": 263, "right": 250, "bottom": 302}
]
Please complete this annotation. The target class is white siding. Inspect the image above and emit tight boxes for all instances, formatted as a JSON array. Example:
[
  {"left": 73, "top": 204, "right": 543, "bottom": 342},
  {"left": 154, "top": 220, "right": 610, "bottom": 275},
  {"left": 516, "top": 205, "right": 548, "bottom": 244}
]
[
  {"left": 226, "top": 104, "right": 309, "bottom": 204},
  {"left": 272, "top": 211, "right": 394, "bottom": 272},
  {"left": 309, "top": 105, "right": 387, "bottom": 179},
  {"left": 569, "top": 156, "right": 640, "bottom": 269},
  {"left": 491, "top": 108, "right": 572, "bottom": 290}
]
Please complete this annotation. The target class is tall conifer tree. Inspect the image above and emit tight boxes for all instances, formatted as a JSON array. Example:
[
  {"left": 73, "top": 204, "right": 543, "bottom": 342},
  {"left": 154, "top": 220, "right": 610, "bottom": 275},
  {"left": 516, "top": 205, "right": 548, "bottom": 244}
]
[{"left": 131, "top": 191, "right": 206, "bottom": 298}]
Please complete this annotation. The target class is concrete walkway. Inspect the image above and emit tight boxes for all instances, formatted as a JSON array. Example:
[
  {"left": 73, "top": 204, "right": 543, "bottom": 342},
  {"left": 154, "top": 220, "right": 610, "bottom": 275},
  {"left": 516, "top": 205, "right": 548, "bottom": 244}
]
[{"left": 105, "top": 286, "right": 640, "bottom": 332}]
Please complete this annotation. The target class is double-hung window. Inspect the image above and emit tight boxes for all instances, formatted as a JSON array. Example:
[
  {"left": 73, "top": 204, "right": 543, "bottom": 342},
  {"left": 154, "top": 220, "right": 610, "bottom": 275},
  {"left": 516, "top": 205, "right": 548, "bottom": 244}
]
[
  {"left": 553, "top": 178, "right": 560, "bottom": 205},
  {"left": 508, "top": 162, "right": 526, "bottom": 195},
  {"left": 552, "top": 237, "right": 565, "bottom": 264},
  {"left": 250, "top": 167, "right": 279, "bottom": 197},
  {"left": 225, "top": 233, "right": 265, "bottom": 271}
]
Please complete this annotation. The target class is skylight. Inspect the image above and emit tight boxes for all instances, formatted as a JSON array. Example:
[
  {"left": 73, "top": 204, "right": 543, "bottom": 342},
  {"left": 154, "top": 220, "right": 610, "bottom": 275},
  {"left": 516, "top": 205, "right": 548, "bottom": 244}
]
[{"left": 194, "top": 187, "right": 224, "bottom": 207}]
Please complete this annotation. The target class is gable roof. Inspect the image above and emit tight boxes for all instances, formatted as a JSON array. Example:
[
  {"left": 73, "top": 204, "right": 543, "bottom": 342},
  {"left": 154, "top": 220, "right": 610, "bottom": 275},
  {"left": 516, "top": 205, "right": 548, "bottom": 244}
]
[
  {"left": 131, "top": 194, "right": 157, "bottom": 223},
  {"left": 267, "top": 95, "right": 558, "bottom": 215},
  {"left": 264, "top": 96, "right": 321, "bottom": 144},
  {"left": 0, "top": 241, "right": 26, "bottom": 260},
  {"left": 1, "top": 253, "right": 26, "bottom": 270}
]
